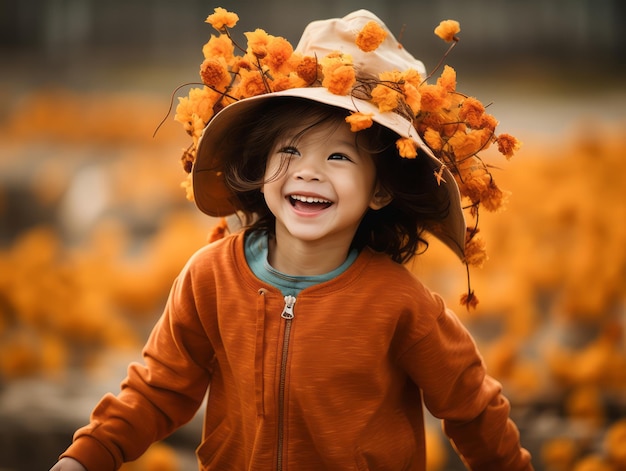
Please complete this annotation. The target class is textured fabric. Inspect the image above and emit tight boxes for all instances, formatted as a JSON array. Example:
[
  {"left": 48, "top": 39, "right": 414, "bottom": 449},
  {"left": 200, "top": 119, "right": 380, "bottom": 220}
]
[{"left": 61, "top": 232, "right": 533, "bottom": 471}]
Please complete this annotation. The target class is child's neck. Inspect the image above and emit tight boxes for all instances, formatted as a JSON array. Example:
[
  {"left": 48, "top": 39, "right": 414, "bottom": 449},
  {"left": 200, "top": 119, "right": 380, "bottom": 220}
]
[{"left": 267, "top": 234, "right": 351, "bottom": 277}]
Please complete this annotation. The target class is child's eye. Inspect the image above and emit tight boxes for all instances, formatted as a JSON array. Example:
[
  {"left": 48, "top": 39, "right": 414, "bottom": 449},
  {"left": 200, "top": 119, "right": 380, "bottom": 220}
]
[
  {"left": 278, "top": 146, "right": 300, "bottom": 156},
  {"left": 328, "top": 153, "right": 352, "bottom": 162}
]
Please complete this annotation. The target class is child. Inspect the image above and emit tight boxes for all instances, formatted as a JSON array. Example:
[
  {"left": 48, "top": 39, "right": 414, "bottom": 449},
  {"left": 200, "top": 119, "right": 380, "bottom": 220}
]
[{"left": 50, "top": 8, "right": 533, "bottom": 471}]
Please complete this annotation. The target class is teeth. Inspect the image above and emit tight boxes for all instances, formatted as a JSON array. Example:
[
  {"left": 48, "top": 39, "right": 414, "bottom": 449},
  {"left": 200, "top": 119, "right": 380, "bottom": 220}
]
[{"left": 291, "top": 195, "right": 331, "bottom": 204}]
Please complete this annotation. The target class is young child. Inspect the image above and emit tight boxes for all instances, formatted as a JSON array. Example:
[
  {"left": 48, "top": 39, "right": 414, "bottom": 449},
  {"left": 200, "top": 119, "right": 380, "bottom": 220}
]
[{"left": 50, "top": 9, "right": 533, "bottom": 471}]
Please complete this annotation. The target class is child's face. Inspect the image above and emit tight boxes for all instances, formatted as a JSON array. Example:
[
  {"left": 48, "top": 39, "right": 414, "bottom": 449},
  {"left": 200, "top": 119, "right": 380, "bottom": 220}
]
[{"left": 262, "top": 119, "right": 385, "bottom": 251}]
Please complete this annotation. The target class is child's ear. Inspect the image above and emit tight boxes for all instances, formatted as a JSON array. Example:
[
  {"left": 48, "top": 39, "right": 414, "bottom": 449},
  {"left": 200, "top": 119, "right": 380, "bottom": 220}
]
[{"left": 369, "top": 185, "right": 393, "bottom": 210}]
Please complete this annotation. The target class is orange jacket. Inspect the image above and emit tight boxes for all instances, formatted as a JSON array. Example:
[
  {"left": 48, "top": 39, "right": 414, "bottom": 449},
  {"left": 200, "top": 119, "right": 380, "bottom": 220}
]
[{"left": 61, "top": 232, "right": 533, "bottom": 470}]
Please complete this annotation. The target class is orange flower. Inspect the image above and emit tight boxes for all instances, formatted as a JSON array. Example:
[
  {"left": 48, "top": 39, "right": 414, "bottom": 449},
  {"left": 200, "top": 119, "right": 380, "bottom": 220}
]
[
  {"left": 245, "top": 29, "right": 270, "bottom": 59},
  {"left": 202, "top": 34, "right": 235, "bottom": 62},
  {"left": 232, "top": 69, "right": 267, "bottom": 99},
  {"left": 174, "top": 87, "right": 218, "bottom": 131},
  {"left": 199, "top": 58, "right": 231, "bottom": 91},
  {"left": 181, "top": 173, "right": 194, "bottom": 202},
  {"left": 497, "top": 133, "right": 522, "bottom": 159},
  {"left": 460, "top": 290, "right": 479, "bottom": 309},
  {"left": 264, "top": 35, "right": 294, "bottom": 74},
  {"left": 205, "top": 7, "right": 239, "bottom": 31},
  {"left": 419, "top": 84, "right": 447, "bottom": 112},
  {"left": 371, "top": 84, "right": 400, "bottom": 112},
  {"left": 320, "top": 56, "right": 355, "bottom": 95},
  {"left": 448, "top": 129, "right": 487, "bottom": 159},
  {"left": 403, "top": 83, "right": 421, "bottom": 116},
  {"left": 322, "top": 65, "right": 355, "bottom": 95},
  {"left": 396, "top": 137, "right": 418, "bottom": 158},
  {"left": 401, "top": 68, "right": 422, "bottom": 89},
  {"left": 480, "top": 181, "right": 509, "bottom": 212},
  {"left": 190, "top": 113, "right": 205, "bottom": 141},
  {"left": 180, "top": 148, "right": 194, "bottom": 174},
  {"left": 437, "top": 65, "right": 457, "bottom": 92},
  {"left": 481, "top": 113, "right": 499, "bottom": 132},
  {"left": 271, "top": 73, "right": 307, "bottom": 92},
  {"left": 459, "top": 97, "right": 485, "bottom": 128},
  {"left": 355, "top": 20, "right": 388, "bottom": 52},
  {"left": 464, "top": 235, "right": 488, "bottom": 268},
  {"left": 423, "top": 128, "right": 443, "bottom": 151},
  {"left": 461, "top": 167, "right": 490, "bottom": 203},
  {"left": 434, "top": 19, "right": 460, "bottom": 42},
  {"left": 295, "top": 55, "right": 319, "bottom": 85},
  {"left": 345, "top": 112, "right": 374, "bottom": 132}
]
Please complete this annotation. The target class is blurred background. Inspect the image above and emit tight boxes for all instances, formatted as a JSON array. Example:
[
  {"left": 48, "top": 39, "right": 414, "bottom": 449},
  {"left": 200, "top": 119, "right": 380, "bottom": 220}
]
[{"left": 1, "top": 1, "right": 625, "bottom": 470}]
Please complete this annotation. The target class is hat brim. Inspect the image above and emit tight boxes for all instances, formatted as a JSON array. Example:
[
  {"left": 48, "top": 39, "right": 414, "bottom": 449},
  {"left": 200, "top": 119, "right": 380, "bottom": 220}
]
[{"left": 193, "top": 87, "right": 466, "bottom": 259}]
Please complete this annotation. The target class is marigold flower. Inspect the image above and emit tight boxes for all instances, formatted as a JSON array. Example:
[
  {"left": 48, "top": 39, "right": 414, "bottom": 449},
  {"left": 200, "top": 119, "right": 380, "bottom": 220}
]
[
  {"left": 396, "top": 137, "right": 418, "bottom": 158},
  {"left": 371, "top": 84, "right": 400, "bottom": 112},
  {"left": 464, "top": 236, "right": 488, "bottom": 268},
  {"left": 459, "top": 97, "right": 485, "bottom": 129},
  {"left": 295, "top": 55, "right": 319, "bottom": 85},
  {"left": 202, "top": 34, "right": 235, "bottom": 62},
  {"left": 321, "top": 60, "right": 355, "bottom": 96},
  {"left": 481, "top": 113, "right": 499, "bottom": 132},
  {"left": 401, "top": 68, "right": 422, "bottom": 88},
  {"left": 434, "top": 19, "right": 460, "bottom": 42},
  {"left": 403, "top": 83, "right": 421, "bottom": 116},
  {"left": 423, "top": 128, "right": 443, "bottom": 151},
  {"left": 461, "top": 168, "right": 490, "bottom": 203},
  {"left": 205, "top": 7, "right": 239, "bottom": 31},
  {"left": 232, "top": 69, "right": 268, "bottom": 99},
  {"left": 419, "top": 84, "right": 447, "bottom": 112},
  {"left": 200, "top": 58, "right": 231, "bottom": 91},
  {"left": 181, "top": 173, "right": 194, "bottom": 202},
  {"left": 181, "top": 148, "right": 194, "bottom": 174},
  {"left": 437, "top": 65, "right": 457, "bottom": 92},
  {"left": 264, "top": 35, "right": 294, "bottom": 74},
  {"left": 481, "top": 181, "right": 509, "bottom": 212},
  {"left": 460, "top": 290, "right": 479, "bottom": 309},
  {"left": 234, "top": 57, "right": 253, "bottom": 72},
  {"left": 190, "top": 113, "right": 205, "bottom": 140},
  {"left": 174, "top": 87, "right": 218, "bottom": 132},
  {"left": 345, "top": 112, "right": 374, "bottom": 132},
  {"left": 497, "top": 133, "right": 522, "bottom": 159},
  {"left": 379, "top": 70, "right": 403, "bottom": 83},
  {"left": 355, "top": 20, "right": 388, "bottom": 52},
  {"left": 271, "top": 73, "right": 307, "bottom": 92},
  {"left": 448, "top": 129, "right": 486, "bottom": 159},
  {"left": 245, "top": 29, "right": 270, "bottom": 59}
]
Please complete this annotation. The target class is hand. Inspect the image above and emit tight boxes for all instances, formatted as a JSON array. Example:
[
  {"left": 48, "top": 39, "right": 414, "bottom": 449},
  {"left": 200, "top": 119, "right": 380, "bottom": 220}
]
[{"left": 49, "top": 457, "right": 87, "bottom": 471}]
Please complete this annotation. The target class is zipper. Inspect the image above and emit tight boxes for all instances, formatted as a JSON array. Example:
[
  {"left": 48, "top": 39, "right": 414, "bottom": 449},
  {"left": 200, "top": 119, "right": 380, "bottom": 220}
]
[{"left": 277, "top": 295, "right": 296, "bottom": 471}]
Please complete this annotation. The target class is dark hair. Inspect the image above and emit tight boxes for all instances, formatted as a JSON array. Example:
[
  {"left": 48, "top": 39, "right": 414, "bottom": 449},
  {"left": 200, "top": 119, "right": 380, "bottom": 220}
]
[{"left": 221, "top": 98, "right": 450, "bottom": 264}]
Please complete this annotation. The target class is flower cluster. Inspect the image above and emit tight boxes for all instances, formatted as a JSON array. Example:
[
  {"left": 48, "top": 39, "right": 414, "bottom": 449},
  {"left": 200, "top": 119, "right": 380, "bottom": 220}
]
[{"left": 174, "top": 7, "right": 521, "bottom": 308}]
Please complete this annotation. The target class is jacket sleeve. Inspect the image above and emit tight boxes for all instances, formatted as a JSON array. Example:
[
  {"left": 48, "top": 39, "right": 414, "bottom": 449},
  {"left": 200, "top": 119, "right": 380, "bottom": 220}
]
[
  {"left": 398, "top": 295, "right": 534, "bottom": 471},
  {"left": 59, "top": 268, "right": 215, "bottom": 471}
]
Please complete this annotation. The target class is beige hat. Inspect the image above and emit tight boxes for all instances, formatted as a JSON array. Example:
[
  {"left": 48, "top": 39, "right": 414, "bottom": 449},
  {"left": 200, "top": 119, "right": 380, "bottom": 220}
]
[{"left": 193, "top": 10, "right": 466, "bottom": 259}]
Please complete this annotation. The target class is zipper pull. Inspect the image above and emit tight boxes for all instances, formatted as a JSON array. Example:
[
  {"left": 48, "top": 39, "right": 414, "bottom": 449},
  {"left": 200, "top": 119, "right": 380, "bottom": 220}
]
[{"left": 281, "top": 295, "right": 296, "bottom": 319}]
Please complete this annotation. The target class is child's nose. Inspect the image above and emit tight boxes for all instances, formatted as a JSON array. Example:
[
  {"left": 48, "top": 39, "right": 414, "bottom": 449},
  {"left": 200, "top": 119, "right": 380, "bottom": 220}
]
[{"left": 293, "top": 157, "right": 322, "bottom": 181}]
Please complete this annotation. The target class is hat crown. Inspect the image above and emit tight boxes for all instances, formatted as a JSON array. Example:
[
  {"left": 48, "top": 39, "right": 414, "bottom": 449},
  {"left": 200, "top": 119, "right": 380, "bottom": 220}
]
[{"left": 295, "top": 10, "right": 426, "bottom": 80}]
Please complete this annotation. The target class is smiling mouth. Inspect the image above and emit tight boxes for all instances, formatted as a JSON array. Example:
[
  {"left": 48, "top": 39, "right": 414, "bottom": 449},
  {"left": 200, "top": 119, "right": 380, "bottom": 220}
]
[{"left": 289, "top": 194, "right": 333, "bottom": 211}]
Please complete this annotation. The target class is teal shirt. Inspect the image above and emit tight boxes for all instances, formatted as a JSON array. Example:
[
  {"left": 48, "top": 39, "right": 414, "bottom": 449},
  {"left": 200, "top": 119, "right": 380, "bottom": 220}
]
[{"left": 244, "top": 231, "right": 358, "bottom": 296}]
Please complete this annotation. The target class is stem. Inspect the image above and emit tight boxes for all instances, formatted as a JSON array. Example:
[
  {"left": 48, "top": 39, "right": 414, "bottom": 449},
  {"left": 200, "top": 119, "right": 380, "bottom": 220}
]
[
  {"left": 153, "top": 82, "right": 204, "bottom": 138},
  {"left": 421, "top": 38, "right": 458, "bottom": 85}
]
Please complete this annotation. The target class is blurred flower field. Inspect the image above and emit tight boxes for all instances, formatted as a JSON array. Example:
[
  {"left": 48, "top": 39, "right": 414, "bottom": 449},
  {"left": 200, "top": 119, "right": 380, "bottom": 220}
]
[{"left": 0, "top": 86, "right": 625, "bottom": 470}]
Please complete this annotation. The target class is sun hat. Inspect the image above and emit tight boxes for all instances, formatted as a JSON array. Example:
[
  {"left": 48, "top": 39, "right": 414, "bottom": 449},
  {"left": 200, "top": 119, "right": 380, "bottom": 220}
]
[
  {"left": 192, "top": 9, "right": 466, "bottom": 258},
  {"left": 177, "top": 7, "right": 521, "bottom": 306}
]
